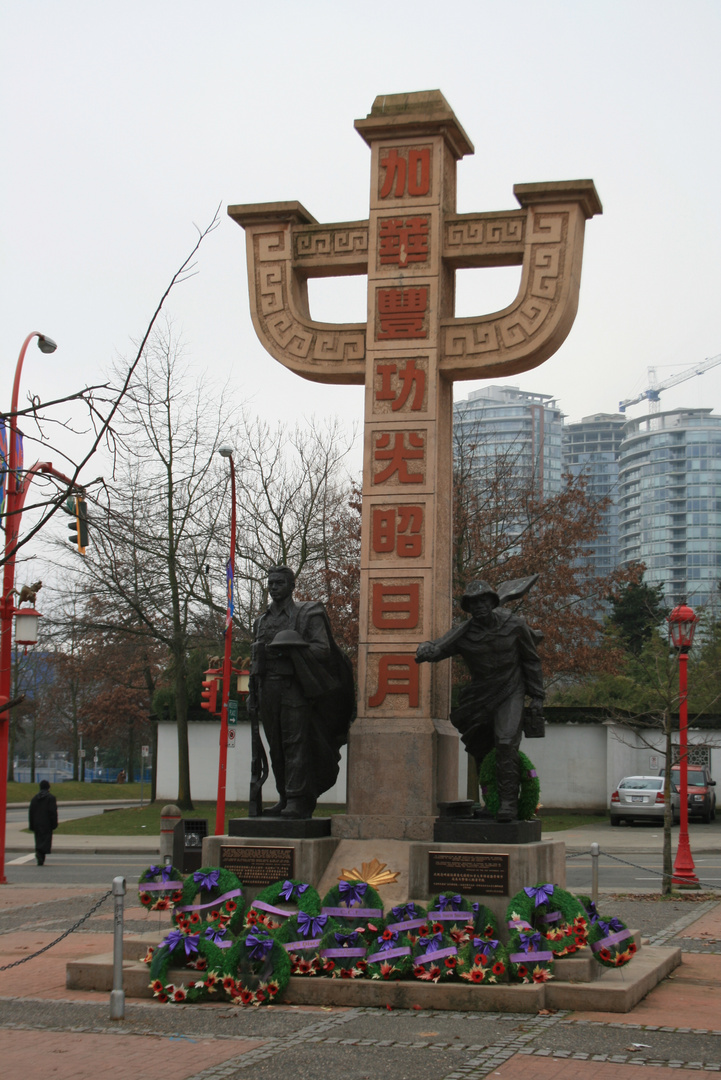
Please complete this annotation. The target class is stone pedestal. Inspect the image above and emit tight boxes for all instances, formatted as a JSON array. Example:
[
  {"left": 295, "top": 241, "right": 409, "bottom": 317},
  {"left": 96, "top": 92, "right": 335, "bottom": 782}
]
[
  {"left": 203, "top": 834, "right": 338, "bottom": 905},
  {"left": 228, "top": 817, "right": 331, "bottom": 839},
  {"left": 433, "top": 818, "right": 543, "bottom": 843}
]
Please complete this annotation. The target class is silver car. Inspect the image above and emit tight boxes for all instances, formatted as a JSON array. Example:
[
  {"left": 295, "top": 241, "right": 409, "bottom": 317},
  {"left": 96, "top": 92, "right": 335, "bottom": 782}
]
[{"left": 609, "top": 776, "right": 680, "bottom": 826}]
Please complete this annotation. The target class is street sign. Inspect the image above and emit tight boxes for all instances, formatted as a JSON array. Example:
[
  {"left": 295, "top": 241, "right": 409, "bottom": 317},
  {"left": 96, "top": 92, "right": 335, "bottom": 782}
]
[
  {"left": 227, "top": 700, "right": 238, "bottom": 724},
  {"left": 141, "top": 745, "right": 150, "bottom": 757},
  {"left": 227, "top": 727, "right": 236, "bottom": 749}
]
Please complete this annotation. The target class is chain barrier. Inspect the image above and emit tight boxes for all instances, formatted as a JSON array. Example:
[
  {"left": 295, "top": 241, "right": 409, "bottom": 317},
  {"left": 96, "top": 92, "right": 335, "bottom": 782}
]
[
  {"left": 0, "top": 887, "right": 113, "bottom": 971},
  {"left": 566, "top": 847, "right": 721, "bottom": 892}
]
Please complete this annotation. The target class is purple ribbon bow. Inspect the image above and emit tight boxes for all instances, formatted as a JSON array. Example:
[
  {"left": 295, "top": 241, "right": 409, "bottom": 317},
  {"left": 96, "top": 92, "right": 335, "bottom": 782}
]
[
  {"left": 597, "top": 917, "right": 624, "bottom": 936},
  {"left": 377, "top": 930, "right": 399, "bottom": 951},
  {"left": 473, "top": 936, "right": 499, "bottom": 954},
  {"left": 279, "top": 880, "right": 310, "bottom": 902},
  {"left": 148, "top": 864, "right": 173, "bottom": 883},
  {"left": 417, "top": 933, "right": 444, "bottom": 955},
  {"left": 297, "top": 912, "right": 328, "bottom": 938},
  {"left": 436, "top": 894, "right": 462, "bottom": 912},
  {"left": 390, "top": 903, "right": 416, "bottom": 921},
  {"left": 163, "top": 930, "right": 199, "bottom": 956},
  {"left": 334, "top": 931, "right": 360, "bottom": 947},
  {"left": 472, "top": 902, "right": 480, "bottom": 915},
  {"left": 204, "top": 926, "right": 228, "bottom": 946},
  {"left": 245, "top": 933, "right": 274, "bottom": 961},
  {"left": 520, "top": 931, "right": 543, "bottom": 954},
  {"left": 338, "top": 880, "right": 368, "bottom": 906},
  {"left": 523, "top": 884, "right": 555, "bottom": 908},
  {"left": 584, "top": 900, "right": 600, "bottom": 923},
  {"left": 194, "top": 869, "right": 220, "bottom": 891}
]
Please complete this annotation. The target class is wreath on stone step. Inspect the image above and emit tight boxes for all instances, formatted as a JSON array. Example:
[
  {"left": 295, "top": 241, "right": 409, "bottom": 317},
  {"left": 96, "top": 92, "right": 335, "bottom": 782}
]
[
  {"left": 479, "top": 749, "right": 541, "bottom": 820},
  {"left": 426, "top": 893, "right": 475, "bottom": 947},
  {"left": 365, "top": 923, "right": 413, "bottom": 980},
  {"left": 318, "top": 925, "right": 368, "bottom": 979},
  {"left": 470, "top": 901, "right": 502, "bottom": 942},
  {"left": 382, "top": 901, "right": 429, "bottom": 947},
  {"left": 320, "top": 880, "right": 384, "bottom": 928},
  {"left": 244, "top": 878, "right": 321, "bottom": 932},
  {"left": 148, "top": 925, "right": 229, "bottom": 1003},
  {"left": 506, "top": 884, "right": 588, "bottom": 982},
  {"left": 137, "top": 864, "right": 184, "bottom": 912},
  {"left": 222, "top": 926, "right": 291, "bottom": 1005},
  {"left": 172, "top": 866, "right": 244, "bottom": 934},
  {"left": 276, "top": 910, "right": 335, "bottom": 976},
  {"left": 410, "top": 924, "right": 459, "bottom": 983},
  {"left": 457, "top": 931, "right": 509, "bottom": 985},
  {"left": 577, "top": 895, "right": 636, "bottom": 969}
]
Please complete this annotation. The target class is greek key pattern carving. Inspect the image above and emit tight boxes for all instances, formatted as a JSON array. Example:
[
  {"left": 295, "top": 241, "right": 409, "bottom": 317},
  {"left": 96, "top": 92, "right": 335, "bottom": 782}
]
[
  {"left": 444, "top": 213, "right": 525, "bottom": 254},
  {"left": 294, "top": 225, "right": 369, "bottom": 261}
]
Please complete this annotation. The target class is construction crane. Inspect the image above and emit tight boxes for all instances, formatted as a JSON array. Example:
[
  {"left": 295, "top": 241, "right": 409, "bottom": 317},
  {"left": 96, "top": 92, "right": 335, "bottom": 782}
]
[{"left": 619, "top": 353, "right": 721, "bottom": 413}]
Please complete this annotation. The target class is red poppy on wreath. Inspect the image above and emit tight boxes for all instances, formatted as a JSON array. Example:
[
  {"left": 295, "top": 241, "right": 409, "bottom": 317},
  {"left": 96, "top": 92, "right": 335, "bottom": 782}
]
[
  {"left": 516, "top": 964, "right": 528, "bottom": 978},
  {"left": 268, "top": 982, "right": 279, "bottom": 997},
  {"left": 239, "top": 989, "right": 253, "bottom": 1005},
  {"left": 222, "top": 975, "right": 236, "bottom": 993},
  {"left": 153, "top": 897, "right": 172, "bottom": 912},
  {"left": 172, "top": 890, "right": 183, "bottom": 903},
  {"left": 381, "top": 929, "right": 394, "bottom": 942},
  {"left": 172, "top": 987, "right": 187, "bottom": 1002},
  {"left": 482, "top": 924, "right": 495, "bottom": 938},
  {"left": 599, "top": 948, "right": 612, "bottom": 962},
  {"left": 340, "top": 968, "right": 355, "bottom": 979},
  {"left": 356, "top": 960, "right": 367, "bottom": 973},
  {"left": 417, "top": 925, "right": 429, "bottom": 937},
  {"left": 531, "top": 966, "right": 552, "bottom": 983},
  {"left": 209, "top": 909, "right": 221, "bottom": 921},
  {"left": 140, "top": 892, "right": 152, "bottom": 906},
  {"left": 157, "top": 993, "right": 169, "bottom": 1003},
  {"left": 142, "top": 947, "right": 155, "bottom": 964},
  {"left": 189, "top": 912, "right": 201, "bottom": 925},
  {"left": 150, "top": 979, "right": 164, "bottom": 994},
  {"left": 431, "top": 922, "right": 443, "bottom": 934},
  {"left": 444, "top": 956, "right": 457, "bottom": 969},
  {"left": 474, "top": 952, "right": 488, "bottom": 966},
  {"left": 378, "top": 962, "right": 396, "bottom": 980},
  {"left": 492, "top": 961, "right": 506, "bottom": 976},
  {"left": 323, "top": 960, "right": 335, "bottom": 974},
  {"left": 418, "top": 965, "right": 442, "bottom": 983},
  {"left": 245, "top": 911, "right": 258, "bottom": 926},
  {"left": 461, "top": 966, "right": 485, "bottom": 983},
  {"left": 628, "top": 941, "right": 637, "bottom": 955},
  {"left": 204, "top": 972, "right": 219, "bottom": 990},
  {"left": 225, "top": 900, "right": 237, "bottom": 913},
  {"left": 256, "top": 988, "right": 267, "bottom": 1002}
]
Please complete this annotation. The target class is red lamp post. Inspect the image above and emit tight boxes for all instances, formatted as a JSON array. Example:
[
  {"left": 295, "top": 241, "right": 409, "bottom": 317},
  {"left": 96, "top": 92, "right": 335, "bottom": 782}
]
[
  {"left": 1, "top": 332, "right": 59, "bottom": 884},
  {"left": 214, "top": 446, "right": 236, "bottom": 835},
  {"left": 667, "top": 602, "right": 700, "bottom": 888}
]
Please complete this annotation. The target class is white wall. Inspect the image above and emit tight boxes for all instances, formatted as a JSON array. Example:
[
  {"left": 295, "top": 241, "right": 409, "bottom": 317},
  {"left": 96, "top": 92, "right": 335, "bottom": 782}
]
[{"left": 156, "top": 720, "right": 720, "bottom": 811}]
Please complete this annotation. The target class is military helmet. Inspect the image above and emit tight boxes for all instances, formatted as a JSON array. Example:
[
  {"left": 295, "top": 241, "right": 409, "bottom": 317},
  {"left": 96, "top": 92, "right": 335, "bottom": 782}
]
[{"left": 461, "top": 580, "right": 500, "bottom": 612}]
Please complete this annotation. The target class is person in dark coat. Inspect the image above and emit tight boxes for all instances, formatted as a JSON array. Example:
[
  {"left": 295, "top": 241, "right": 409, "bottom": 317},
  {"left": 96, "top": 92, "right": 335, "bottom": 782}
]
[{"left": 29, "top": 780, "right": 58, "bottom": 865}]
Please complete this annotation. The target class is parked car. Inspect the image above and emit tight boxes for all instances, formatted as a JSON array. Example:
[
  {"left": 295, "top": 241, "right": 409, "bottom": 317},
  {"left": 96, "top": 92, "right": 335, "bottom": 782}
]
[
  {"left": 609, "top": 776, "right": 680, "bottom": 826},
  {"left": 665, "top": 765, "right": 717, "bottom": 824}
]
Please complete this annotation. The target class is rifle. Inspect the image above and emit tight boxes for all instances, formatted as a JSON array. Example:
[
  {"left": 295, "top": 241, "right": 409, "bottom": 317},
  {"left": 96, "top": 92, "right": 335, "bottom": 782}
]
[{"left": 247, "top": 647, "right": 269, "bottom": 817}]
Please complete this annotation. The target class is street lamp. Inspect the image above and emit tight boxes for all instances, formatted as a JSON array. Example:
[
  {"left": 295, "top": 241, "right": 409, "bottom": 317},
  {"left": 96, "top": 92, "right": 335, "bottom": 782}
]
[
  {"left": 0, "top": 332, "right": 58, "bottom": 884},
  {"left": 215, "top": 445, "right": 236, "bottom": 835},
  {"left": 667, "top": 601, "right": 700, "bottom": 888}
]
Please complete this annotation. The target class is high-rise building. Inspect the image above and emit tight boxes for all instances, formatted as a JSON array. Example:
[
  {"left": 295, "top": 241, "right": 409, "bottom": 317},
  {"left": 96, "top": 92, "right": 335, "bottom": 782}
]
[
  {"left": 562, "top": 414, "right": 626, "bottom": 577},
  {"left": 618, "top": 408, "right": 721, "bottom": 606},
  {"left": 453, "top": 385, "right": 564, "bottom": 498}
]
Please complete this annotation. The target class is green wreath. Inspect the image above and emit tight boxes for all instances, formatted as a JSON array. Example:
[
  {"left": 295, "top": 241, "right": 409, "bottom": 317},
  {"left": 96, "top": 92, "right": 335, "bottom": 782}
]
[
  {"left": 470, "top": 902, "right": 502, "bottom": 942},
  {"left": 149, "top": 925, "right": 228, "bottom": 1003},
  {"left": 506, "top": 884, "right": 587, "bottom": 982},
  {"left": 365, "top": 925, "right": 413, "bottom": 981},
  {"left": 223, "top": 926, "right": 291, "bottom": 1005},
  {"left": 426, "top": 894, "right": 475, "bottom": 946},
  {"left": 456, "top": 932, "right": 509, "bottom": 985},
  {"left": 172, "top": 866, "right": 244, "bottom": 934},
  {"left": 318, "top": 925, "right": 368, "bottom": 979},
  {"left": 244, "top": 877, "right": 321, "bottom": 933},
  {"left": 276, "top": 910, "right": 335, "bottom": 976},
  {"left": 410, "top": 924, "right": 459, "bottom": 983},
  {"left": 138, "top": 864, "right": 184, "bottom": 912},
  {"left": 577, "top": 896, "right": 636, "bottom": 969},
  {"left": 479, "top": 749, "right": 541, "bottom": 820},
  {"left": 321, "top": 880, "right": 384, "bottom": 927}
]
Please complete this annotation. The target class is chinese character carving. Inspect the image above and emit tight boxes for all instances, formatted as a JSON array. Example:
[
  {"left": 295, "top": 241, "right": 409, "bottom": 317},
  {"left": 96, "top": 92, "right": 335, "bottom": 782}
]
[
  {"left": 375, "top": 359, "right": 426, "bottom": 412},
  {"left": 379, "top": 148, "right": 431, "bottom": 199},
  {"left": 377, "top": 287, "right": 428, "bottom": 339},
  {"left": 372, "top": 507, "right": 423, "bottom": 557},
  {"left": 373, "top": 432, "right": 425, "bottom": 485},
  {"left": 368, "top": 655, "right": 419, "bottom": 707},
  {"left": 379, "top": 217, "right": 429, "bottom": 266},
  {"left": 371, "top": 583, "right": 420, "bottom": 630}
]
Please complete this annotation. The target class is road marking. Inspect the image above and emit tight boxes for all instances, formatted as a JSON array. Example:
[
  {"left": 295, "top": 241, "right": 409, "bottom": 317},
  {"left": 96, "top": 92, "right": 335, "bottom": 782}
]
[{"left": 7, "top": 853, "right": 36, "bottom": 865}]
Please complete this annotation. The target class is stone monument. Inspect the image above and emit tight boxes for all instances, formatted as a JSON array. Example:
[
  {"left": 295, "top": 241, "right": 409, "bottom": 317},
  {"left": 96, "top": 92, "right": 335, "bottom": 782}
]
[{"left": 229, "top": 90, "right": 601, "bottom": 845}]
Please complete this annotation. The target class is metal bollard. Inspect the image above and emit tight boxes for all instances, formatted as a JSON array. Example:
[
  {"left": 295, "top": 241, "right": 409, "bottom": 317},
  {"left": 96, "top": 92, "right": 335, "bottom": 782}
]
[
  {"left": 590, "top": 842, "right": 600, "bottom": 904},
  {"left": 109, "top": 876, "right": 126, "bottom": 1020}
]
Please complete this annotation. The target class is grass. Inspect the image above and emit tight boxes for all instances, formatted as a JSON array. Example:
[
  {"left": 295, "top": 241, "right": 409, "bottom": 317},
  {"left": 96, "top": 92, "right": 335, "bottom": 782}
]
[{"left": 7, "top": 780, "right": 146, "bottom": 803}]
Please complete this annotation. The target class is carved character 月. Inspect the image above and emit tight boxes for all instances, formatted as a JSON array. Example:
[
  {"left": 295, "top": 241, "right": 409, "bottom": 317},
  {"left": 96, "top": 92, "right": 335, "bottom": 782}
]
[{"left": 416, "top": 577, "right": 544, "bottom": 823}]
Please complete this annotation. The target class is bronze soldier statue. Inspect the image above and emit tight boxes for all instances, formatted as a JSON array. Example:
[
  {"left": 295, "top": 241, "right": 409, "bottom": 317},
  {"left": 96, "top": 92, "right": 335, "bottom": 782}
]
[
  {"left": 249, "top": 566, "right": 355, "bottom": 819},
  {"left": 416, "top": 577, "right": 544, "bottom": 822}
]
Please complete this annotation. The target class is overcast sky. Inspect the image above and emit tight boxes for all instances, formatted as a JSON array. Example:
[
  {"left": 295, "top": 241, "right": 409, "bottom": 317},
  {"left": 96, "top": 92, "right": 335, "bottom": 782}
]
[{"left": 3, "top": 0, "right": 721, "bottom": 487}]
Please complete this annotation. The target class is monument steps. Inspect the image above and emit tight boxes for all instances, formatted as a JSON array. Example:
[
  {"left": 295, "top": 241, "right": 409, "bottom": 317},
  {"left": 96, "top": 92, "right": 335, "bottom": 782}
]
[{"left": 65, "top": 931, "right": 681, "bottom": 1013}]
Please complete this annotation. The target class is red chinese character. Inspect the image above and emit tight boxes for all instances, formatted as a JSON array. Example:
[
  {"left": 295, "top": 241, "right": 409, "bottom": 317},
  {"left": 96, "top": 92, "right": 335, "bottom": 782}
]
[
  {"left": 379, "top": 148, "right": 431, "bottom": 199},
  {"left": 372, "top": 507, "right": 423, "bottom": 556},
  {"left": 372, "top": 583, "right": 420, "bottom": 630},
  {"left": 368, "top": 655, "right": 419, "bottom": 708},
  {"left": 377, "top": 287, "right": 428, "bottom": 339},
  {"left": 376, "top": 360, "right": 426, "bottom": 412},
  {"left": 373, "top": 432, "right": 424, "bottom": 485},
  {"left": 379, "top": 217, "right": 429, "bottom": 266}
]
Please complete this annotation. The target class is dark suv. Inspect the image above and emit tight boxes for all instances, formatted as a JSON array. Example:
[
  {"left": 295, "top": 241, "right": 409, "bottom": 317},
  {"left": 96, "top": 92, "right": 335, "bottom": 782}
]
[{"left": 666, "top": 765, "right": 717, "bottom": 823}]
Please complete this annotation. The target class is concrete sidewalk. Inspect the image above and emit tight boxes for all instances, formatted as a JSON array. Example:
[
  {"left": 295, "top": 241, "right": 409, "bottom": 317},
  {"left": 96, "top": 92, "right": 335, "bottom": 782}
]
[{"left": 4, "top": 818, "right": 159, "bottom": 856}]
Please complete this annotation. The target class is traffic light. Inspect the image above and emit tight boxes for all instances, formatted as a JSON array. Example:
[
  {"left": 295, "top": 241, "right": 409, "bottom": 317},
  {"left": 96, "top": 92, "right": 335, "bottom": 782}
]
[
  {"left": 200, "top": 671, "right": 220, "bottom": 714},
  {"left": 66, "top": 495, "right": 88, "bottom": 555}
]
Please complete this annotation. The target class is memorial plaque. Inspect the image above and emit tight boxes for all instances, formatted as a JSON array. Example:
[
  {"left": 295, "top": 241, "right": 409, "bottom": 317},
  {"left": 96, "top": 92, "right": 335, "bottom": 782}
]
[
  {"left": 428, "top": 850, "right": 509, "bottom": 895},
  {"left": 220, "top": 845, "right": 294, "bottom": 886}
]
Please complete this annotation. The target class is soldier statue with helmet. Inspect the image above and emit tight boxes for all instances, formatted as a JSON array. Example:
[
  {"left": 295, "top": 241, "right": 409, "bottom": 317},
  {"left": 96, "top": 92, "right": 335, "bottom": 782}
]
[{"left": 416, "top": 576, "right": 545, "bottom": 823}]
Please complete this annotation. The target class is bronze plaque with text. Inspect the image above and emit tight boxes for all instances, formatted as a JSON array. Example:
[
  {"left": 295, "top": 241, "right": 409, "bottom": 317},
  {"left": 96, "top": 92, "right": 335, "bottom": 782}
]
[
  {"left": 220, "top": 845, "right": 294, "bottom": 886},
  {"left": 428, "top": 850, "right": 509, "bottom": 895}
]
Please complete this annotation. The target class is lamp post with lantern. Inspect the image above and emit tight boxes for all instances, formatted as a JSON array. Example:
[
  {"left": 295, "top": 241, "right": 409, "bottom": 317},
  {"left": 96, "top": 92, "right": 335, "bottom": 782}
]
[{"left": 667, "top": 602, "right": 700, "bottom": 888}]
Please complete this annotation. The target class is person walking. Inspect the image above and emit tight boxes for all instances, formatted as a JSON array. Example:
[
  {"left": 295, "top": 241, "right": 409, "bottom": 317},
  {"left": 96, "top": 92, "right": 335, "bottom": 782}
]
[{"left": 28, "top": 780, "right": 58, "bottom": 866}]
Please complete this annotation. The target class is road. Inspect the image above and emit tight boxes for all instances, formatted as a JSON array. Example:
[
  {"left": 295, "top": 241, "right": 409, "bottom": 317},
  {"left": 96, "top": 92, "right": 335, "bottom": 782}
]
[
  {"left": 566, "top": 851, "right": 721, "bottom": 892},
  {"left": 4, "top": 851, "right": 152, "bottom": 886}
]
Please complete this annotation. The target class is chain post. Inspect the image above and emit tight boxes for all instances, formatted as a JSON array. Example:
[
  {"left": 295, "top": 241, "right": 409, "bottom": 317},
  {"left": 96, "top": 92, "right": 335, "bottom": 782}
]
[
  {"left": 590, "top": 842, "right": 600, "bottom": 904},
  {"left": 109, "top": 876, "right": 126, "bottom": 1020}
]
